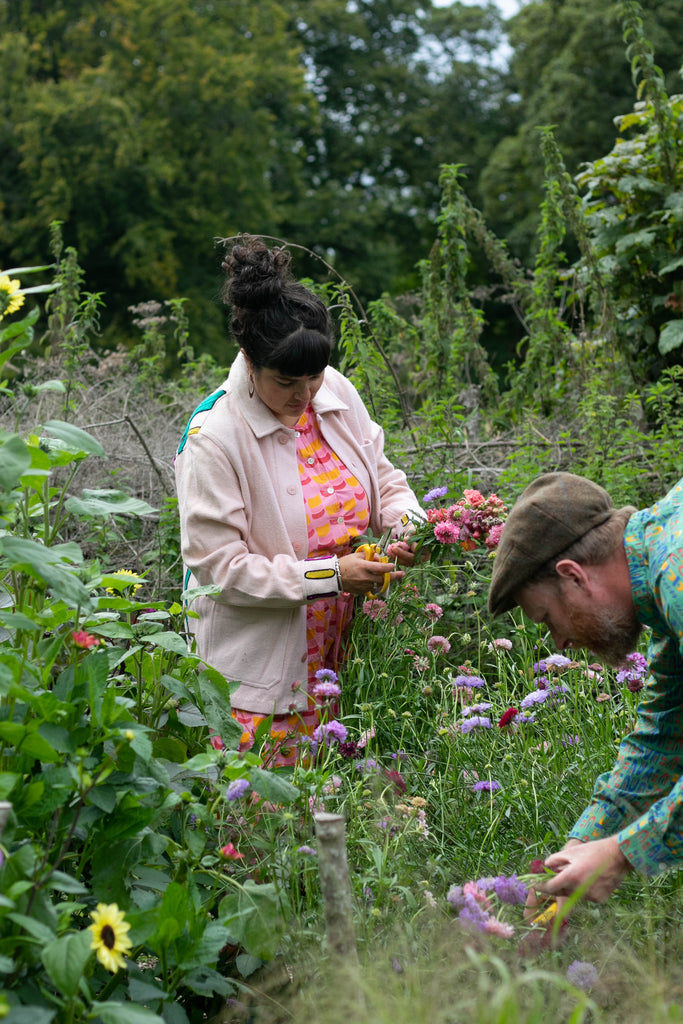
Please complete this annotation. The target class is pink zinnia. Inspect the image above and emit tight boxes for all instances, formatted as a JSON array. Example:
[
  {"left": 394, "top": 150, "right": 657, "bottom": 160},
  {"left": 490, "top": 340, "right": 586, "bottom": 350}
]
[
  {"left": 72, "top": 630, "right": 100, "bottom": 649},
  {"left": 220, "top": 843, "right": 244, "bottom": 860},
  {"left": 434, "top": 521, "right": 460, "bottom": 544},
  {"left": 485, "top": 524, "right": 504, "bottom": 548},
  {"left": 427, "top": 635, "right": 451, "bottom": 655}
]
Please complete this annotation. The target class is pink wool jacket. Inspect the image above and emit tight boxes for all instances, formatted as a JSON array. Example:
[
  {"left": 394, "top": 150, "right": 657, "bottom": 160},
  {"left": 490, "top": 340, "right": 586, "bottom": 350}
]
[{"left": 175, "top": 352, "right": 422, "bottom": 714}]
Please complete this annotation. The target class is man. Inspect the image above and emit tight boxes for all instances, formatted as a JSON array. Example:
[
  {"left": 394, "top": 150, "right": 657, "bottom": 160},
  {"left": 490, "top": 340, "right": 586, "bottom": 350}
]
[{"left": 488, "top": 471, "right": 683, "bottom": 904}]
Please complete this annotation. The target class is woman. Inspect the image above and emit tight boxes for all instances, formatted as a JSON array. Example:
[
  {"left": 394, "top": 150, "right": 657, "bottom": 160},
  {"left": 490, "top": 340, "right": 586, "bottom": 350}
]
[{"left": 175, "top": 236, "right": 422, "bottom": 764}]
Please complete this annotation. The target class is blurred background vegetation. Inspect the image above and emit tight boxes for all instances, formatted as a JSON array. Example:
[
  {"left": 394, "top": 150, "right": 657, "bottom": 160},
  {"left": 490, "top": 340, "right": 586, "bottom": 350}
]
[{"left": 1, "top": 0, "right": 681, "bottom": 369}]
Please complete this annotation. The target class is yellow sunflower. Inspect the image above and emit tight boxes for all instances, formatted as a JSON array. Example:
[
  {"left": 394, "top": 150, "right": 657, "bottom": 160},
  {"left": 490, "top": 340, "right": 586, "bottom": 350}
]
[
  {"left": 0, "top": 274, "right": 25, "bottom": 320},
  {"left": 89, "top": 902, "right": 132, "bottom": 973},
  {"left": 105, "top": 569, "right": 143, "bottom": 595}
]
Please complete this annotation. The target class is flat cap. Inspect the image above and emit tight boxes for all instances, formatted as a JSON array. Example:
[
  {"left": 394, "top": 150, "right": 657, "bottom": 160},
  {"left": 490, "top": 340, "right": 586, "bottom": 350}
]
[{"left": 488, "top": 472, "right": 615, "bottom": 617}]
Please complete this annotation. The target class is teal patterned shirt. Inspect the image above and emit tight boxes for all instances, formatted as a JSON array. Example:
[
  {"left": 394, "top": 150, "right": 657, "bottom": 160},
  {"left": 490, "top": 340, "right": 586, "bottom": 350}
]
[{"left": 570, "top": 478, "right": 683, "bottom": 875}]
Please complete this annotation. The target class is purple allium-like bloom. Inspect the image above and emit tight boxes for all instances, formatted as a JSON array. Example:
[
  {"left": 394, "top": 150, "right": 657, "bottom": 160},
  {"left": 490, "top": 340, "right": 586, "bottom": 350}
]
[
  {"left": 313, "top": 720, "right": 348, "bottom": 745},
  {"left": 520, "top": 689, "right": 549, "bottom": 710},
  {"left": 423, "top": 485, "right": 448, "bottom": 503},
  {"left": 313, "top": 680, "right": 342, "bottom": 699},
  {"left": 315, "top": 668, "right": 339, "bottom": 684},
  {"left": 567, "top": 960, "right": 599, "bottom": 992},
  {"left": 296, "top": 845, "right": 317, "bottom": 856},
  {"left": 225, "top": 778, "right": 251, "bottom": 801},
  {"left": 471, "top": 780, "right": 501, "bottom": 793},
  {"left": 460, "top": 716, "right": 492, "bottom": 734},
  {"left": 489, "top": 874, "right": 528, "bottom": 905}
]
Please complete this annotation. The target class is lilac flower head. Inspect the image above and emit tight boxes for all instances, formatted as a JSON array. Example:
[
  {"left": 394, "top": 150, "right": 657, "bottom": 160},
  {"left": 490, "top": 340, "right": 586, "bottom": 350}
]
[
  {"left": 489, "top": 874, "right": 528, "bottom": 905},
  {"left": 313, "top": 720, "right": 348, "bottom": 745},
  {"left": 446, "top": 885, "right": 465, "bottom": 909},
  {"left": 458, "top": 898, "right": 492, "bottom": 932},
  {"left": 453, "top": 675, "right": 485, "bottom": 689},
  {"left": 616, "top": 650, "right": 648, "bottom": 688},
  {"left": 567, "top": 960, "right": 599, "bottom": 992},
  {"left": 315, "top": 668, "right": 339, "bottom": 684},
  {"left": 520, "top": 689, "right": 549, "bottom": 710},
  {"left": 545, "top": 654, "right": 573, "bottom": 668},
  {"left": 462, "top": 702, "right": 493, "bottom": 716},
  {"left": 471, "top": 780, "right": 501, "bottom": 793},
  {"left": 460, "top": 716, "right": 492, "bottom": 734},
  {"left": 225, "top": 778, "right": 251, "bottom": 801},
  {"left": 423, "top": 485, "right": 448, "bottom": 503},
  {"left": 296, "top": 845, "right": 317, "bottom": 856},
  {"left": 355, "top": 757, "right": 380, "bottom": 774},
  {"left": 518, "top": 714, "right": 536, "bottom": 724},
  {"left": 532, "top": 660, "right": 548, "bottom": 675}
]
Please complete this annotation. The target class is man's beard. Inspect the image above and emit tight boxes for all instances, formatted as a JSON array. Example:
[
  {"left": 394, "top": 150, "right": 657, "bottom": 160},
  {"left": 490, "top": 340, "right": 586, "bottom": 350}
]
[{"left": 567, "top": 601, "right": 643, "bottom": 667}]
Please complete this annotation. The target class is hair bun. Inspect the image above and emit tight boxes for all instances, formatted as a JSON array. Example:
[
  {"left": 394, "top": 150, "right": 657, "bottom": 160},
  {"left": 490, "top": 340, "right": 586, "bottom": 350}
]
[{"left": 222, "top": 235, "right": 292, "bottom": 310}]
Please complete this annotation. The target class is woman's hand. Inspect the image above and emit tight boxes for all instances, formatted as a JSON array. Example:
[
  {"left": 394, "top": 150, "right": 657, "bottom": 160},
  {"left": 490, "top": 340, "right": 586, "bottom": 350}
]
[
  {"left": 540, "top": 836, "right": 633, "bottom": 903},
  {"left": 338, "top": 550, "right": 405, "bottom": 596},
  {"left": 386, "top": 540, "right": 418, "bottom": 567}
]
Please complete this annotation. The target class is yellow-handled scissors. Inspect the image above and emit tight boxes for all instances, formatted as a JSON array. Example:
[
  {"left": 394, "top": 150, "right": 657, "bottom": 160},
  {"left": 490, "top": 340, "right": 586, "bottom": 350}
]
[
  {"left": 531, "top": 900, "right": 557, "bottom": 926},
  {"left": 356, "top": 527, "right": 393, "bottom": 598}
]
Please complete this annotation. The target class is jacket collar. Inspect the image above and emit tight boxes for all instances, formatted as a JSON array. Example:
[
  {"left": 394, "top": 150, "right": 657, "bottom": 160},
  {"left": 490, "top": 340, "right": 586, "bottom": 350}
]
[{"left": 228, "top": 352, "right": 349, "bottom": 438}]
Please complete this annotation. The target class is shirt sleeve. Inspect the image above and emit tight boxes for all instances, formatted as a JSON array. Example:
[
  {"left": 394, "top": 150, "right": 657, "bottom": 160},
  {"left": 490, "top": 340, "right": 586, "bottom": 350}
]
[
  {"left": 570, "top": 568, "right": 683, "bottom": 875},
  {"left": 176, "top": 429, "right": 340, "bottom": 608}
]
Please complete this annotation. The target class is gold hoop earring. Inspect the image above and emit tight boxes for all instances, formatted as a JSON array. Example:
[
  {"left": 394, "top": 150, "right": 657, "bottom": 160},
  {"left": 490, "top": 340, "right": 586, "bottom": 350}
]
[{"left": 248, "top": 375, "right": 255, "bottom": 399}]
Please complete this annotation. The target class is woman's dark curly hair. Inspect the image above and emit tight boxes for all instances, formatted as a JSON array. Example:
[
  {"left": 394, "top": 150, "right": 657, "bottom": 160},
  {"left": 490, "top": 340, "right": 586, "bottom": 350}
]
[{"left": 221, "top": 235, "right": 334, "bottom": 375}]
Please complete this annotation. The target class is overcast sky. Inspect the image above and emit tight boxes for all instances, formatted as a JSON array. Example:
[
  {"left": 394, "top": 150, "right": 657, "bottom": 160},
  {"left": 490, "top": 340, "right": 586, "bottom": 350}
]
[{"left": 432, "top": 0, "right": 522, "bottom": 17}]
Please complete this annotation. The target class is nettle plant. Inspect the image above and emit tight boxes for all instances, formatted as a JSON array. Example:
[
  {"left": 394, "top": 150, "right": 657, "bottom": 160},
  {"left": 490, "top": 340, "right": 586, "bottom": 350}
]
[{"left": 0, "top": 279, "right": 303, "bottom": 1023}]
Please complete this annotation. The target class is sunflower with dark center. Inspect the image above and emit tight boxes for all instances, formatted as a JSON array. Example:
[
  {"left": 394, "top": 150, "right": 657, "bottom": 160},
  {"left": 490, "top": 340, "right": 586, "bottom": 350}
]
[{"left": 89, "top": 902, "right": 132, "bottom": 972}]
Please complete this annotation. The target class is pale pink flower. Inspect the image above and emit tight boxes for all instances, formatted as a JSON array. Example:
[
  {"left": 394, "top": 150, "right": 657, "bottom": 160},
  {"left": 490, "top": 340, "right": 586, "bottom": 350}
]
[
  {"left": 413, "top": 656, "right": 430, "bottom": 673},
  {"left": 427, "top": 635, "right": 451, "bottom": 655},
  {"left": 485, "top": 918, "right": 515, "bottom": 938},
  {"left": 362, "top": 599, "right": 389, "bottom": 621}
]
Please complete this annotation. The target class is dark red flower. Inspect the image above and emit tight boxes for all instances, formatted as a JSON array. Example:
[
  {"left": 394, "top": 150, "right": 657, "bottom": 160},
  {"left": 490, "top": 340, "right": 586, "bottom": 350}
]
[
  {"left": 498, "top": 707, "right": 519, "bottom": 728},
  {"left": 528, "top": 859, "right": 547, "bottom": 874},
  {"left": 384, "top": 769, "right": 407, "bottom": 794}
]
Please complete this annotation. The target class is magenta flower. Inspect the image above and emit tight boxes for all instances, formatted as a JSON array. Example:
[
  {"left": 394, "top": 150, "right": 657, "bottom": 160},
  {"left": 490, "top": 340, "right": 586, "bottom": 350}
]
[
  {"left": 425, "top": 602, "right": 444, "bottom": 621},
  {"left": 312, "top": 720, "right": 348, "bottom": 745},
  {"left": 313, "top": 680, "right": 342, "bottom": 699}
]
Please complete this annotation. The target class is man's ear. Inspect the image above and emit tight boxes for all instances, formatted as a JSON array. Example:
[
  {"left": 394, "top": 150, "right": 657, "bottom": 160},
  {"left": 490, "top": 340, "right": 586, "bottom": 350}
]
[{"left": 555, "top": 559, "right": 590, "bottom": 589}]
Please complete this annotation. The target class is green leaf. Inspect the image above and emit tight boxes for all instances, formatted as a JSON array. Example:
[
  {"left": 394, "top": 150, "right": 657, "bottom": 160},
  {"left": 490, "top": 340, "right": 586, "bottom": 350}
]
[
  {"left": 139, "top": 631, "right": 192, "bottom": 655},
  {"left": 249, "top": 767, "right": 300, "bottom": 804},
  {"left": 153, "top": 881, "right": 189, "bottom": 945},
  {"left": 42, "top": 420, "right": 106, "bottom": 457},
  {"left": 66, "top": 489, "right": 156, "bottom": 517},
  {"left": 658, "top": 320, "right": 683, "bottom": 355},
  {"left": 0, "top": 434, "right": 32, "bottom": 490},
  {"left": 3, "top": 1007, "right": 57, "bottom": 1024},
  {"left": 0, "top": 772, "right": 20, "bottom": 799},
  {"left": 91, "top": 1003, "right": 165, "bottom": 1024},
  {"left": 218, "top": 881, "right": 287, "bottom": 960},
  {"left": 0, "top": 536, "right": 91, "bottom": 609},
  {"left": 41, "top": 927, "right": 93, "bottom": 997},
  {"left": 7, "top": 912, "right": 57, "bottom": 945},
  {"left": 658, "top": 255, "right": 683, "bottom": 275}
]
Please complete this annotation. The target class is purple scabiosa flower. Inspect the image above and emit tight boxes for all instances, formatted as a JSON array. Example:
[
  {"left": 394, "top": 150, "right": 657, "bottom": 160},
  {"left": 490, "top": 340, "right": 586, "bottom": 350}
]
[
  {"left": 545, "top": 654, "right": 573, "bottom": 668},
  {"left": 315, "top": 668, "right": 338, "bottom": 684},
  {"left": 532, "top": 660, "right": 548, "bottom": 675},
  {"left": 462, "top": 702, "right": 493, "bottom": 716},
  {"left": 616, "top": 651, "right": 648, "bottom": 691},
  {"left": 296, "top": 845, "right": 317, "bottom": 856},
  {"left": 518, "top": 714, "right": 536, "bottom": 724},
  {"left": 453, "top": 674, "right": 485, "bottom": 689},
  {"left": 490, "top": 874, "right": 528, "bottom": 905},
  {"left": 471, "top": 780, "right": 501, "bottom": 793},
  {"left": 313, "top": 720, "right": 348, "bottom": 745},
  {"left": 567, "top": 960, "right": 599, "bottom": 992},
  {"left": 458, "top": 898, "right": 492, "bottom": 932},
  {"left": 460, "top": 716, "right": 492, "bottom": 734},
  {"left": 520, "top": 689, "right": 549, "bottom": 710},
  {"left": 313, "top": 680, "right": 342, "bottom": 699},
  {"left": 446, "top": 885, "right": 465, "bottom": 908},
  {"left": 427, "top": 634, "right": 451, "bottom": 654},
  {"left": 423, "top": 485, "right": 448, "bottom": 503},
  {"left": 355, "top": 757, "right": 380, "bottom": 774},
  {"left": 225, "top": 778, "right": 251, "bottom": 801}
]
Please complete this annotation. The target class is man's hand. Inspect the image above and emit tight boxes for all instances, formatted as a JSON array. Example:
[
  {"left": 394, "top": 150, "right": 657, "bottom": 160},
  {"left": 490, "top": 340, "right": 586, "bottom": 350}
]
[{"left": 537, "top": 836, "right": 633, "bottom": 904}]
